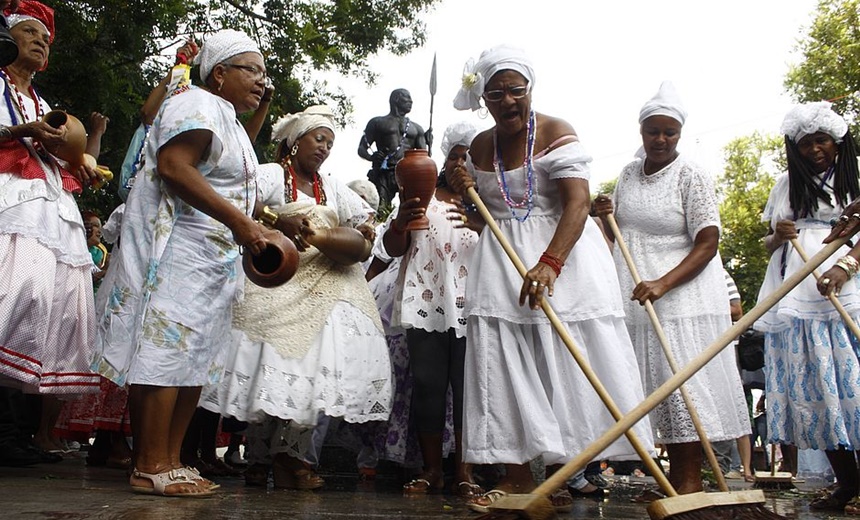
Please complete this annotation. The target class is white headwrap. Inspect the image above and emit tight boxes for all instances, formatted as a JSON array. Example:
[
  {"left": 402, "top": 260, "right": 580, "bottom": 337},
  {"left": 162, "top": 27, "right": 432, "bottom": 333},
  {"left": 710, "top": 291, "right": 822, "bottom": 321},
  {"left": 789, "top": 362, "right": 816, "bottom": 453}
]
[
  {"left": 453, "top": 45, "right": 535, "bottom": 111},
  {"left": 6, "top": 14, "right": 48, "bottom": 38},
  {"left": 780, "top": 101, "right": 848, "bottom": 143},
  {"left": 440, "top": 121, "right": 479, "bottom": 158},
  {"left": 639, "top": 81, "right": 687, "bottom": 125},
  {"left": 197, "top": 29, "right": 262, "bottom": 84},
  {"left": 271, "top": 105, "right": 337, "bottom": 149},
  {"left": 347, "top": 179, "right": 380, "bottom": 212}
]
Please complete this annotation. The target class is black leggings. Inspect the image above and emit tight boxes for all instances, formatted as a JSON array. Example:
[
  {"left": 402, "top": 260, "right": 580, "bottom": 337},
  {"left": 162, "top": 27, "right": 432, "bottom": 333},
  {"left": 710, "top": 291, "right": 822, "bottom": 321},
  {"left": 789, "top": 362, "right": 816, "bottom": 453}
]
[{"left": 406, "top": 328, "right": 466, "bottom": 434}]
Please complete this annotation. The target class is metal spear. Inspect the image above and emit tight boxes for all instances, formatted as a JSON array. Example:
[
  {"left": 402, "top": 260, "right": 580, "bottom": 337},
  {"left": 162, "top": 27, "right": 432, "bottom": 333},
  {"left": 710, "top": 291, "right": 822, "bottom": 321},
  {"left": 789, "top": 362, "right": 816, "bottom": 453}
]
[{"left": 428, "top": 52, "right": 437, "bottom": 156}]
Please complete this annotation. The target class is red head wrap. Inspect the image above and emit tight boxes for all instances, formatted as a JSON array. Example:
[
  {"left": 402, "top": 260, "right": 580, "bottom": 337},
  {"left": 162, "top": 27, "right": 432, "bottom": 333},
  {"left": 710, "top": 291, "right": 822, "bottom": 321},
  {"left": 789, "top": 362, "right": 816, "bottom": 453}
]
[{"left": 5, "top": 0, "right": 55, "bottom": 44}]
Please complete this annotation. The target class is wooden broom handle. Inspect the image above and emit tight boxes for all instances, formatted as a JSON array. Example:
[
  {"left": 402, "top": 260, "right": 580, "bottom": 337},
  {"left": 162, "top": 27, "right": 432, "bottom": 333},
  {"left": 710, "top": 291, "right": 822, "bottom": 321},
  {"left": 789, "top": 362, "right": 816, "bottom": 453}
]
[
  {"left": 465, "top": 187, "right": 677, "bottom": 497},
  {"left": 790, "top": 238, "right": 860, "bottom": 341},
  {"left": 606, "top": 213, "right": 729, "bottom": 493},
  {"left": 533, "top": 235, "right": 850, "bottom": 496}
]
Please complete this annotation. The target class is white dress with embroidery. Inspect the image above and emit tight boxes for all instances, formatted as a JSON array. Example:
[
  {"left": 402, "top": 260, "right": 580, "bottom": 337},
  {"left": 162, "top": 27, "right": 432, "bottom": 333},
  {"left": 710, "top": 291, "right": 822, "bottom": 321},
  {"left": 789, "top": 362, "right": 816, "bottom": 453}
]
[
  {"left": 91, "top": 86, "right": 258, "bottom": 387},
  {"left": 200, "top": 172, "right": 392, "bottom": 427},
  {"left": 0, "top": 82, "right": 98, "bottom": 394},
  {"left": 390, "top": 195, "right": 478, "bottom": 337},
  {"left": 612, "top": 155, "right": 750, "bottom": 443},
  {"left": 463, "top": 141, "right": 654, "bottom": 465}
]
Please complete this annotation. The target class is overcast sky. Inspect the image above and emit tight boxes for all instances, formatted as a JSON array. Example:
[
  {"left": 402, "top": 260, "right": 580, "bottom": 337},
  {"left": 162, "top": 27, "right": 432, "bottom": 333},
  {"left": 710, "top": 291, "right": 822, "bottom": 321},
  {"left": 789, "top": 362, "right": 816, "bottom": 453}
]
[{"left": 316, "top": 0, "right": 821, "bottom": 194}]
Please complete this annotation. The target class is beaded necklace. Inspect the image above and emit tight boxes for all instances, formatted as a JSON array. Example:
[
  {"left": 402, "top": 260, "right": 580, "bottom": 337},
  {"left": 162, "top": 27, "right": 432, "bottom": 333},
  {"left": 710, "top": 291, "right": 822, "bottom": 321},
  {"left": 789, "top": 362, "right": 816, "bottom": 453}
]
[
  {"left": 0, "top": 68, "right": 43, "bottom": 123},
  {"left": 493, "top": 110, "right": 536, "bottom": 222},
  {"left": 283, "top": 157, "right": 326, "bottom": 205},
  {"left": 380, "top": 117, "right": 410, "bottom": 170}
]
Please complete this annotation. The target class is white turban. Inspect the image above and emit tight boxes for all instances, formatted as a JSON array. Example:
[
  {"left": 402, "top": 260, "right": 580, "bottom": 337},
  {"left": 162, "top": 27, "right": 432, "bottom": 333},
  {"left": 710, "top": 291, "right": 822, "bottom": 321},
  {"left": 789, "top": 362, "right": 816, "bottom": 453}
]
[
  {"left": 347, "top": 179, "right": 380, "bottom": 212},
  {"left": 454, "top": 45, "right": 535, "bottom": 111},
  {"left": 780, "top": 101, "right": 848, "bottom": 143},
  {"left": 271, "top": 105, "right": 337, "bottom": 149},
  {"left": 639, "top": 81, "right": 687, "bottom": 125},
  {"left": 440, "top": 121, "right": 479, "bottom": 158},
  {"left": 198, "top": 29, "right": 262, "bottom": 84}
]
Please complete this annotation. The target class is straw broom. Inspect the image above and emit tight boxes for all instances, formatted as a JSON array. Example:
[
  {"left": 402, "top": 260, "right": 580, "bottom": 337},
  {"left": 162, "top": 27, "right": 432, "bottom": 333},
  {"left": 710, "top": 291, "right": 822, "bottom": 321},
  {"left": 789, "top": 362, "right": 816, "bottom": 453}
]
[
  {"left": 476, "top": 205, "right": 848, "bottom": 520},
  {"left": 605, "top": 213, "right": 733, "bottom": 495},
  {"left": 463, "top": 187, "right": 792, "bottom": 520}
]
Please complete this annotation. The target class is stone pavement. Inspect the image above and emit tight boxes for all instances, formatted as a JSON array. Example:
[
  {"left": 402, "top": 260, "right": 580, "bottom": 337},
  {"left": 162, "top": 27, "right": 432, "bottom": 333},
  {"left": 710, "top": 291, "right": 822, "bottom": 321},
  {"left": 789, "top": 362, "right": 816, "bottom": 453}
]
[{"left": 0, "top": 457, "right": 846, "bottom": 519}]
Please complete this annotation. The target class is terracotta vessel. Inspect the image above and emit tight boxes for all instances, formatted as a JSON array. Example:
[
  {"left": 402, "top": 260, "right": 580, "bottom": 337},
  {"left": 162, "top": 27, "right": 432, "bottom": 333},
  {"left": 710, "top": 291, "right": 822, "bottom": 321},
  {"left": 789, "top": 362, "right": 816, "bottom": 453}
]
[
  {"left": 243, "top": 229, "right": 300, "bottom": 288},
  {"left": 41, "top": 110, "right": 88, "bottom": 168},
  {"left": 394, "top": 149, "right": 437, "bottom": 230}
]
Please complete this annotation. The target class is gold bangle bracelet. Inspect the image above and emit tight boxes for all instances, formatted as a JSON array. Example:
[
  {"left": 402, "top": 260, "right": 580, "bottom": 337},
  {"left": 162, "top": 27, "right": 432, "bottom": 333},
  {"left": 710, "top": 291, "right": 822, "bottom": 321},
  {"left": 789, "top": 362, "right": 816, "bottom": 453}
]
[{"left": 259, "top": 205, "right": 279, "bottom": 228}]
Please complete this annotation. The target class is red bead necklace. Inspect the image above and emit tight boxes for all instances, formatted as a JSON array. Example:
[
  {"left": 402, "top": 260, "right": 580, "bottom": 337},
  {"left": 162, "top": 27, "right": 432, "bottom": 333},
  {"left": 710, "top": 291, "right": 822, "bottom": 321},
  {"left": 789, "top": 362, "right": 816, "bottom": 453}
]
[
  {"left": 283, "top": 157, "right": 326, "bottom": 205},
  {"left": 0, "top": 67, "right": 43, "bottom": 123}
]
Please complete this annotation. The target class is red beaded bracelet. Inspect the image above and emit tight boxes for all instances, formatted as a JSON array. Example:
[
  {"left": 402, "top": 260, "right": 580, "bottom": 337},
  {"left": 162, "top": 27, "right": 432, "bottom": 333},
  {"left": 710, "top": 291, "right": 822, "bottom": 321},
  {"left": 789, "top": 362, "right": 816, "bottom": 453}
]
[{"left": 539, "top": 251, "right": 564, "bottom": 277}]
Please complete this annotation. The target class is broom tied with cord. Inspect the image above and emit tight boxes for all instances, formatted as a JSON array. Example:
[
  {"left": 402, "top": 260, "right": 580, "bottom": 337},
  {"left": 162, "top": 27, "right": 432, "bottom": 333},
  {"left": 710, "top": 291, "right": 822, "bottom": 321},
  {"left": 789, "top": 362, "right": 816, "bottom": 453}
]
[{"left": 460, "top": 185, "right": 803, "bottom": 520}]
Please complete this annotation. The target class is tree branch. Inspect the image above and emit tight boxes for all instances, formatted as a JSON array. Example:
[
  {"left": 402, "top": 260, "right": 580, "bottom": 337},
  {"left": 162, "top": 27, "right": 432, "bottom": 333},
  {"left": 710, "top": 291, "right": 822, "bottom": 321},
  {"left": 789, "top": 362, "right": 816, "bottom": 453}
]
[{"left": 220, "top": 0, "right": 275, "bottom": 24}]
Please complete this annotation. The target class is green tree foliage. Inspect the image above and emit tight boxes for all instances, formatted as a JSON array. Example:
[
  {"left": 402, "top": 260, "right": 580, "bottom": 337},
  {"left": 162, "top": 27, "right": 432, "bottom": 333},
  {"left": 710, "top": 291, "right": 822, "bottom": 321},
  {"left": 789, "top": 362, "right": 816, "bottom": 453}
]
[
  {"left": 42, "top": 0, "right": 439, "bottom": 217},
  {"left": 717, "top": 132, "right": 784, "bottom": 310},
  {"left": 784, "top": 0, "right": 860, "bottom": 131}
]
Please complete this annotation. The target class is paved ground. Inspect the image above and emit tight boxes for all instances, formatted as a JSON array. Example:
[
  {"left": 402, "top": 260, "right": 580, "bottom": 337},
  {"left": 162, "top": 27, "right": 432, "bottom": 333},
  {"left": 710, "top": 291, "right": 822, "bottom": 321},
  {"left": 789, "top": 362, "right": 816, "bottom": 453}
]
[{"left": 1, "top": 456, "right": 849, "bottom": 520}]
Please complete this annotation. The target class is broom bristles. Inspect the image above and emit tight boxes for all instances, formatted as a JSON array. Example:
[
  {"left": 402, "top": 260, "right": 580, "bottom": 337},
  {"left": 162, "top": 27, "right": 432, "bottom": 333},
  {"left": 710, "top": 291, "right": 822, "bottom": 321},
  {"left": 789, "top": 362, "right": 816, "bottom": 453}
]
[{"left": 664, "top": 504, "right": 785, "bottom": 520}]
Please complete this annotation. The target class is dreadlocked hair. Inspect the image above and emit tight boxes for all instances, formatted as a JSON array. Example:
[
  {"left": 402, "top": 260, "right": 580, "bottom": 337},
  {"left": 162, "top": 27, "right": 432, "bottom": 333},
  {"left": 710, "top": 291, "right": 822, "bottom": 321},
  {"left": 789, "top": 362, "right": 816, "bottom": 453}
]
[{"left": 786, "top": 131, "right": 860, "bottom": 218}]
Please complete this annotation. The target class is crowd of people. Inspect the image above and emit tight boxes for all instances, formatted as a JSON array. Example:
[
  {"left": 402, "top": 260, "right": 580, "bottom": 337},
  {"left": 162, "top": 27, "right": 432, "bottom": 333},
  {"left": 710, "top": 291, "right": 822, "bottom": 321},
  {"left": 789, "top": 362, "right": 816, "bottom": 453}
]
[{"left": 4, "top": 1, "right": 860, "bottom": 515}]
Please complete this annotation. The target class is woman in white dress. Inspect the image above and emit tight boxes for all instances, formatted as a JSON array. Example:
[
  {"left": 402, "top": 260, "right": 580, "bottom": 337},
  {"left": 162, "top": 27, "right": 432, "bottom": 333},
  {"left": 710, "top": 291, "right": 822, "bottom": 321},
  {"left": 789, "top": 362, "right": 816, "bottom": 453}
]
[
  {"left": 593, "top": 82, "right": 750, "bottom": 494},
  {"left": 448, "top": 46, "right": 653, "bottom": 513},
  {"left": 91, "top": 29, "right": 270, "bottom": 497},
  {"left": 201, "top": 106, "right": 391, "bottom": 490},
  {"left": 758, "top": 102, "right": 860, "bottom": 512},
  {"left": 385, "top": 121, "right": 483, "bottom": 497},
  {"left": 0, "top": 0, "right": 101, "bottom": 395}
]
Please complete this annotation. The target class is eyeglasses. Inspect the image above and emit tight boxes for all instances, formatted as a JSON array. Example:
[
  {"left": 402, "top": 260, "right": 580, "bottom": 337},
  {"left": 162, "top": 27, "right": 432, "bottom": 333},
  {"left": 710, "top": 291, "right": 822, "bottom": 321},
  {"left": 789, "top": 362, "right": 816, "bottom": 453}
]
[
  {"left": 223, "top": 63, "right": 267, "bottom": 82},
  {"left": 482, "top": 84, "right": 530, "bottom": 103}
]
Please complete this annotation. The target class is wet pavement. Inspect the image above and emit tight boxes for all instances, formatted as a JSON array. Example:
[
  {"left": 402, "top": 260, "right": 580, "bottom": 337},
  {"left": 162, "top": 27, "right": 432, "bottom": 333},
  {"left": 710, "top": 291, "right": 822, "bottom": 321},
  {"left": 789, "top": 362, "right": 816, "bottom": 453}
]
[{"left": 1, "top": 457, "right": 849, "bottom": 519}]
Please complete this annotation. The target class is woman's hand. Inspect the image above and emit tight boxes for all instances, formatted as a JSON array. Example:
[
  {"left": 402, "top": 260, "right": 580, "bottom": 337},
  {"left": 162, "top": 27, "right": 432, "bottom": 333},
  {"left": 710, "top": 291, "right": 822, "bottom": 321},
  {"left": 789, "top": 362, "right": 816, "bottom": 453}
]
[
  {"left": 89, "top": 112, "right": 110, "bottom": 138},
  {"left": 772, "top": 220, "right": 798, "bottom": 246},
  {"left": 274, "top": 213, "right": 314, "bottom": 252},
  {"left": 356, "top": 222, "right": 376, "bottom": 243},
  {"left": 591, "top": 194, "right": 614, "bottom": 217},
  {"left": 446, "top": 200, "right": 484, "bottom": 233},
  {"left": 824, "top": 203, "right": 860, "bottom": 243},
  {"left": 817, "top": 266, "right": 849, "bottom": 296},
  {"left": 519, "top": 262, "right": 557, "bottom": 310},
  {"left": 18, "top": 120, "right": 63, "bottom": 145},
  {"left": 231, "top": 217, "right": 268, "bottom": 256},
  {"left": 631, "top": 279, "right": 669, "bottom": 305},
  {"left": 72, "top": 161, "right": 100, "bottom": 186},
  {"left": 447, "top": 165, "right": 475, "bottom": 196},
  {"left": 393, "top": 197, "right": 425, "bottom": 232}
]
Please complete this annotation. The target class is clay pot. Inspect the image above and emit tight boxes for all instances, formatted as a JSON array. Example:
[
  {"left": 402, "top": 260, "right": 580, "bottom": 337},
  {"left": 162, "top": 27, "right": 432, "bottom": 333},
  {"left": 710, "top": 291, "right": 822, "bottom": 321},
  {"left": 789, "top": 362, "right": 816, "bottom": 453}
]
[
  {"left": 243, "top": 229, "right": 300, "bottom": 288},
  {"left": 41, "top": 110, "right": 88, "bottom": 168},
  {"left": 394, "top": 149, "right": 437, "bottom": 230}
]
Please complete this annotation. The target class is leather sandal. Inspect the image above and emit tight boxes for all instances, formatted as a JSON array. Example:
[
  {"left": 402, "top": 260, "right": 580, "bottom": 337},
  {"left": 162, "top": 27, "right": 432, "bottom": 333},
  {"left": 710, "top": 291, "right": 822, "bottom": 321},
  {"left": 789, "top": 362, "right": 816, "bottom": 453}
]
[
  {"left": 453, "top": 481, "right": 484, "bottom": 498},
  {"left": 129, "top": 468, "right": 214, "bottom": 497},
  {"left": 402, "top": 478, "right": 443, "bottom": 494},
  {"left": 468, "top": 489, "right": 508, "bottom": 514},
  {"left": 550, "top": 488, "right": 574, "bottom": 513}
]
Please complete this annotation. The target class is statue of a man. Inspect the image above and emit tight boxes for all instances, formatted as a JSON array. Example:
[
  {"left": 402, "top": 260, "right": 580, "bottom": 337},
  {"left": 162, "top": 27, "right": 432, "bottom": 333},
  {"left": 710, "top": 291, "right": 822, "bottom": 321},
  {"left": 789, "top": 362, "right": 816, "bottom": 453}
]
[{"left": 358, "top": 88, "right": 428, "bottom": 207}]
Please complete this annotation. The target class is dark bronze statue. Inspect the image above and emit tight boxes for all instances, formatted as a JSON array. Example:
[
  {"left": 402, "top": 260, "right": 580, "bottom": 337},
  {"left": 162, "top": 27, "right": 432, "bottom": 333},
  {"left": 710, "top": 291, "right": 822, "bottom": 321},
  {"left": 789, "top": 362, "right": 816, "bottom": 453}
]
[{"left": 358, "top": 88, "right": 429, "bottom": 207}]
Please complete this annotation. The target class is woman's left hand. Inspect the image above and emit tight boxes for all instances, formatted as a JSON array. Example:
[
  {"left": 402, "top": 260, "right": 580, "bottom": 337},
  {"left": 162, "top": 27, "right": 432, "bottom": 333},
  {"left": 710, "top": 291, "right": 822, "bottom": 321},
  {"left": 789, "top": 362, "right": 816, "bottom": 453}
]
[
  {"left": 631, "top": 279, "right": 668, "bottom": 305},
  {"left": 519, "top": 262, "right": 557, "bottom": 310},
  {"left": 447, "top": 165, "right": 475, "bottom": 196},
  {"left": 817, "top": 266, "right": 849, "bottom": 296},
  {"left": 89, "top": 112, "right": 110, "bottom": 137},
  {"left": 72, "top": 161, "right": 100, "bottom": 186},
  {"left": 824, "top": 202, "right": 860, "bottom": 243},
  {"left": 446, "top": 201, "right": 484, "bottom": 233}
]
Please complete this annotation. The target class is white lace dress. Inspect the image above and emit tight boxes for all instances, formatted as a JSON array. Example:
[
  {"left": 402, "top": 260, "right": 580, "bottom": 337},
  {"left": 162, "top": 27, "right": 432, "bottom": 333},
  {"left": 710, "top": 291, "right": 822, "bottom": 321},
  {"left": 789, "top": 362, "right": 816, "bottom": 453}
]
[
  {"left": 0, "top": 82, "right": 98, "bottom": 394},
  {"left": 200, "top": 173, "right": 392, "bottom": 428},
  {"left": 753, "top": 173, "right": 860, "bottom": 450},
  {"left": 463, "top": 141, "right": 654, "bottom": 466},
  {"left": 612, "top": 155, "right": 749, "bottom": 444}
]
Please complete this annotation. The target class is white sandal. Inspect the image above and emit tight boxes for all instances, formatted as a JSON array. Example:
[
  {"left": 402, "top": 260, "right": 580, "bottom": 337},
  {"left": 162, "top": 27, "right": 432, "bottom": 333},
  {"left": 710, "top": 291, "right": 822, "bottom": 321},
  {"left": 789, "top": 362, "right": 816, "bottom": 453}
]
[
  {"left": 467, "top": 489, "right": 508, "bottom": 513},
  {"left": 130, "top": 468, "right": 214, "bottom": 497}
]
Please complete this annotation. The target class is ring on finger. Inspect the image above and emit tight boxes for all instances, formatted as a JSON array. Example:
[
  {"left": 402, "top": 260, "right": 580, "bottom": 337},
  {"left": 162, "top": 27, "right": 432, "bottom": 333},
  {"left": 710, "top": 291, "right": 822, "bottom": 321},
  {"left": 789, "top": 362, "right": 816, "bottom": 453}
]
[
  {"left": 853, "top": 213, "right": 860, "bottom": 220},
  {"left": 821, "top": 277, "right": 831, "bottom": 285},
  {"left": 294, "top": 234, "right": 301, "bottom": 242},
  {"left": 462, "top": 215, "right": 468, "bottom": 224},
  {"left": 530, "top": 280, "right": 539, "bottom": 288},
  {"left": 841, "top": 215, "right": 851, "bottom": 223}
]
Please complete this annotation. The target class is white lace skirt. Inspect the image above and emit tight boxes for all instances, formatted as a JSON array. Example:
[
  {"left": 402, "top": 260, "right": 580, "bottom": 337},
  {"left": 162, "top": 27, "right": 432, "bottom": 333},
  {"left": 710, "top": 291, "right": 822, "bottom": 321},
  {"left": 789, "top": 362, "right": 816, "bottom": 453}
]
[
  {"left": 628, "top": 314, "right": 750, "bottom": 444},
  {"left": 463, "top": 314, "right": 654, "bottom": 466},
  {"left": 200, "top": 301, "right": 392, "bottom": 426},
  {"left": 0, "top": 233, "right": 99, "bottom": 394}
]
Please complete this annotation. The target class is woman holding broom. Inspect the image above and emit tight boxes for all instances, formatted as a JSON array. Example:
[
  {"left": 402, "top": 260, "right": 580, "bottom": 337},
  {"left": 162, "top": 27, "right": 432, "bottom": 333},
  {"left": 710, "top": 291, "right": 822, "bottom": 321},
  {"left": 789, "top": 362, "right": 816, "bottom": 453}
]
[
  {"left": 447, "top": 45, "right": 653, "bottom": 513},
  {"left": 592, "top": 81, "right": 750, "bottom": 495},
  {"left": 757, "top": 101, "right": 860, "bottom": 513}
]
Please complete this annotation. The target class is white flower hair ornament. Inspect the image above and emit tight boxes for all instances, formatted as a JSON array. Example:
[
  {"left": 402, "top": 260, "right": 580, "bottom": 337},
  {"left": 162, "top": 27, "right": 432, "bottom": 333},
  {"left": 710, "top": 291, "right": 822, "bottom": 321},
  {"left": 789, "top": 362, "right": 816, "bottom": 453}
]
[
  {"left": 271, "top": 113, "right": 301, "bottom": 144},
  {"left": 453, "top": 58, "right": 485, "bottom": 112},
  {"left": 780, "top": 101, "right": 848, "bottom": 144}
]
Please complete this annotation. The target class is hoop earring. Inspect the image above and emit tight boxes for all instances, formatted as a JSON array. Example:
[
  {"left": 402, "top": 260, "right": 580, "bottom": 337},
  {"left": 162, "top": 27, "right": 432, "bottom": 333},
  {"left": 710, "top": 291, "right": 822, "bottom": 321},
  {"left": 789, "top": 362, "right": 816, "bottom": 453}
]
[
  {"left": 291, "top": 143, "right": 299, "bottom": 156},
  {"left": 217, "top": 79, "right": 224, "bottom": 92},
  {"left": 478, "top": 106, "right": 489, "bottom": 119}
]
